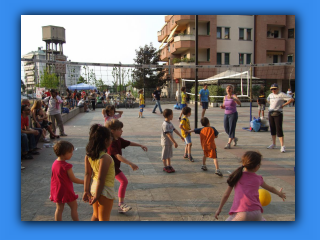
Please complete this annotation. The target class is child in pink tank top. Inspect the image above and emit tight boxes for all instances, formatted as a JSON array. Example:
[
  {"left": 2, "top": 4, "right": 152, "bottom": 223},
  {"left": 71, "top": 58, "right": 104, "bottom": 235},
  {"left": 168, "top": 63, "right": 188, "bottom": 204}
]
[{"left": 214, "top": 151, "right": 286, "bottom": 221}]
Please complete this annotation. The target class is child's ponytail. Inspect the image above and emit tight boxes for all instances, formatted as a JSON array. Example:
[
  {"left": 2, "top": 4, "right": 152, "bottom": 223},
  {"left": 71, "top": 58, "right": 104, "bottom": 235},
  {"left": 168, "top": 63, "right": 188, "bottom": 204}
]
[
  {"left": 227, "top": 151, "right": 262, "bottom": 188},
  {"left": 227, "top": 166, "right": 244, "bottom": 187}
]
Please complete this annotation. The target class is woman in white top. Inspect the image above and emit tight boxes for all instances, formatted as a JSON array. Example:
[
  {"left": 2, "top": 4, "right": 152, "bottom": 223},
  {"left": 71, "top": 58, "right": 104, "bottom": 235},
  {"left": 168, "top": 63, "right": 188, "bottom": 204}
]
[
  {"left": 175, "top": 89, "right": 180, "bottom": 105},
  {"left": 267, "top": 83, "right": 294, "bottom": 153}
]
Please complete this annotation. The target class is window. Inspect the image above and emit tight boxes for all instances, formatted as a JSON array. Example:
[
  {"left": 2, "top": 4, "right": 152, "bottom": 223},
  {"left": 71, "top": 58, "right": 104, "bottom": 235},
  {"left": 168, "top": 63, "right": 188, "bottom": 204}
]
[
  {"left": 207, "top": 48, "right": 210, "bottom": 61},
  {"left": 273, "top": 55, "right": 278, "bottom": 63},
  {"left": 217, "top": 53, "right": 221, "bottom": 65},
  {"left": 239, "top": 28, "right": 244, "bottom": 40},
  {"left": 246, "top": 54, "right": 251, "bottom": 64},
  {"left": 287, "top": 55, "right": 293, "bottom": 62},
  {"left": 225, "top": 53, "right": 230, "bottom": 65},
  {"left": 207, "top": 22, "right": 210, "bottom": 35},
  {"left": 288, "top": 29, "right": 294, "bottom": 38},
  {"left": 247, "top": 29, "right": 251, "bottom": 40},
  {"left": 217, "top": 27, "right": 221, "bottom": 39},
  {"left": 274, "top": 30, "right": 279, "bottom": 38},
  {"left": 225, "top": 28, "right": 230, "bottom": 39},
  {"left": 239, "top": 53, "right": 244, "bottom": 64}
]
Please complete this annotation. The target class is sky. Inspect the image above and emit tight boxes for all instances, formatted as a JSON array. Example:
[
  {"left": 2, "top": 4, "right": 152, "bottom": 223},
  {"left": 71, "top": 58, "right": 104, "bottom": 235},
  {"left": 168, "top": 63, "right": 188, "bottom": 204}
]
[{"left": 21, "top": 15, "right": 166, "bottom": 83}]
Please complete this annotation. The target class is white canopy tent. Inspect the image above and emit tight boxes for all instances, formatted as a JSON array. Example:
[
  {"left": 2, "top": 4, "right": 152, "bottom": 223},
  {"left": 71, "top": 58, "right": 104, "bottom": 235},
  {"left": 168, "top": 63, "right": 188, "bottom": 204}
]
[{"left": 182, "top": 70, "right": 260, "bottom": 96}]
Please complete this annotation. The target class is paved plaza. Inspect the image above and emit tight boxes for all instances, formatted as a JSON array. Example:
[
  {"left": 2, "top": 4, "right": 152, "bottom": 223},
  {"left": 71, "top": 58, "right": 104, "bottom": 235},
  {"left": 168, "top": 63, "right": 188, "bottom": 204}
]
[{"left": 21, "top": 104, "right": 295, "bottom": 221}]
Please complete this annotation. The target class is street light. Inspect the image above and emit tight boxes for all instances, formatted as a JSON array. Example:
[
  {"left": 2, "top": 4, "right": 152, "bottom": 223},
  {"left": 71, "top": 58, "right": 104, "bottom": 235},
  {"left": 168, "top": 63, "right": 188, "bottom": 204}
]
[{"left": 143, "top": 50, "right": 151, "bottom": 103}]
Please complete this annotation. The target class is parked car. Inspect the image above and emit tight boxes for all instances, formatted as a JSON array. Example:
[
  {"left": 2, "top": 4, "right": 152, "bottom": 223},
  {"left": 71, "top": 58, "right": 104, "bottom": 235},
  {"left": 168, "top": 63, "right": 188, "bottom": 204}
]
[{"left": 21, "top": 94, "right": 28, "bottom": 100}]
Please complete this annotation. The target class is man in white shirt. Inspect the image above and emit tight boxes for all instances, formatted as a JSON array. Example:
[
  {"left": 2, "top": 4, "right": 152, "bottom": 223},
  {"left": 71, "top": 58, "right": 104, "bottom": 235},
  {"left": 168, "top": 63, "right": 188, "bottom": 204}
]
[{"left": 43, "top": 89, "right": 67, "bottom": 136}]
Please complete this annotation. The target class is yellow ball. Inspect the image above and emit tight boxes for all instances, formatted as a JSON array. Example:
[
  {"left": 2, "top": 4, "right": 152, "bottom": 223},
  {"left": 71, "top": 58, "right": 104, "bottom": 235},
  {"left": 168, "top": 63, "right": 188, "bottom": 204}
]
[{"left": 258, "top": 189, "right": 271, "bottom": 206}]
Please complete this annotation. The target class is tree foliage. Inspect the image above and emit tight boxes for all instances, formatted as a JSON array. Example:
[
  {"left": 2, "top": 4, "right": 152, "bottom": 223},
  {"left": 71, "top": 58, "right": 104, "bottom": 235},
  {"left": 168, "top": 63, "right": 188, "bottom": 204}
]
[
  {"left": 21, "top": 80, "right": 26, "bottom": 93},
  {"left": 77, "top": 75, "right": 86, "bottom": 84},
  {"left": 132, "top": 43, "right": 165, "bottom": 89},
  {"left": 39, "top": 70, "right": 59, "bottom": 89}
]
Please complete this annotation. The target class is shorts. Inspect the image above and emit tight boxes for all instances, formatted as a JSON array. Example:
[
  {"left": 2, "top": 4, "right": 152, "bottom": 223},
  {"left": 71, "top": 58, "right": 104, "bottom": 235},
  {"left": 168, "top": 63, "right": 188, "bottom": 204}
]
[
  {"left": 78, "top": 104, "right": 84, "bottom": 108},
  {"left": 180, "top": 104, "right": 187, "bottom": 108},
  {"left": 161, "top": 145, "right": 173, "bottom": 160},
  {"left": 202, "top": 102, "right": 208, "bottom": 109},
  {"left": 203, "top": 148, "right": 217, "bottom": 158},
  {"left": 184, "top": 134, "right": 192, "bottom": 144},
  {"left": 140, "top": 104, "right": 145, "bottom": 108},
  {"left": 258, "top": 104, "right": 265, "bottom": 111}
]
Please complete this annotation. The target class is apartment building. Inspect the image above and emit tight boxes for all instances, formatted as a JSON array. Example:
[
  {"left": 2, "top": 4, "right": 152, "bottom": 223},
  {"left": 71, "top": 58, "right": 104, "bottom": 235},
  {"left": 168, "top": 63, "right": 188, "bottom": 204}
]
[
  {"left": 157, "top": 15, "right": 295, "bottom": 96},
  {"left": 158, "top": 15, "right": 255, "bottom": 97},
  {"left": 254, "top": 15, "right": 295, "bottom": 92},
  {"left": 22, "top": 47, "right": 47, "bottom": 90}
]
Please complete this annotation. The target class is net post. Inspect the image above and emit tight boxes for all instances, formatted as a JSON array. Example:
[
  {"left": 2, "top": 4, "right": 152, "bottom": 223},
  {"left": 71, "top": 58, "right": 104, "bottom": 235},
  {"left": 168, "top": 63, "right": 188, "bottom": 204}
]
[
  {"left": 195, "top": 15, "right": 198, "bottom": 129},
  {"left": 250, "top": 63, "right": 253, "bottom": 124}
]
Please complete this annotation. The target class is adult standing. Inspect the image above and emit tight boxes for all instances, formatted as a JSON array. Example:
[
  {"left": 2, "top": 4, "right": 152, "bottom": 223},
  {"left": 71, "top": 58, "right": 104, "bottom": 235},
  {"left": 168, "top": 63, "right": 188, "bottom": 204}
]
[
  {"left": 175, "top": 89, "right": 180, "bottom": 105},
  {"left": 105, "top": 88, "right": 110, "bottom": 105},
  {"left": 220, "top": 85, "right": 241, "bottom": 149},
  {"left": 267, "top": 83, "right": 294, "bottom": 153},
  {"left": 43, "top": 89, "right": 67, "bottom": 137},
  {"left": 90, "top": 89, "right": 97, "bottom": 111},
  {"left": 66, "top": 88, "right": 73, "bottom": 109},
  {"left": 199, "top": 84, "right": 210, "bottom": 119},
  {"left": 286, "top": 88, "right": 293, "bottom": 107},
  {"left": 152, "top": 86, "right": 163, "bottom": 114}
]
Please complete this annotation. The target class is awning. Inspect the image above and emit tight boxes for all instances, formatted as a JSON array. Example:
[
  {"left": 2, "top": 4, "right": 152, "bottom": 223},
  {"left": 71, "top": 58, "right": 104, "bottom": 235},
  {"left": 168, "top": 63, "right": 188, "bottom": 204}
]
[
  {"left": 167, "top": 25, "right": 179, "bottom": 42},
  {"left": 161, "top": 22, "right": 167, "bottom": 30},
  {"left": 159, "top": 36, "right": 168, "bottom": 49},
  {"left": 267, "top": 51, "right": 283, "bottom": 55}
]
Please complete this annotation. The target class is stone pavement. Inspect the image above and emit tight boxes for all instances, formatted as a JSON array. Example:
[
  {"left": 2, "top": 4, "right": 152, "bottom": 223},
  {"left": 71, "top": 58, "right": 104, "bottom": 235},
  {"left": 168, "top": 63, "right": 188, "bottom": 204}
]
[{"left": 21, "top": 104, "right": 295, "bottom": 221}]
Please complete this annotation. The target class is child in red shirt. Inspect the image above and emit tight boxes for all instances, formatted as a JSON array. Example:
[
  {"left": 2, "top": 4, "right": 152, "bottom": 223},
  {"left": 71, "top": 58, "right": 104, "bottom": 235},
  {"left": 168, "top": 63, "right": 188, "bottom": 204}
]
[
  {"left": 189, "top": 117, "right": 222, "bottom": 176},
  {"left": 50, "top": 141, "right": 84, "bottom": 221}
]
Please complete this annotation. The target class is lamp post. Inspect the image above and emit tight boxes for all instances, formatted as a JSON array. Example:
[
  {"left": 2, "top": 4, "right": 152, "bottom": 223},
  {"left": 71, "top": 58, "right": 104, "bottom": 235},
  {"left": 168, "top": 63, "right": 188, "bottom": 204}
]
[{"left": 143, "top": 50, "right": 150, "bottom": 103}]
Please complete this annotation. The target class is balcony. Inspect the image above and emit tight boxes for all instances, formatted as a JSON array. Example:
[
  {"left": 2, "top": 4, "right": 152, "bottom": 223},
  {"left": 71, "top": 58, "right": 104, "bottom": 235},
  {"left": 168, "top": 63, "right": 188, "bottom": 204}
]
[
  {"left": 160, "top": 46, "right": 170, "bottom": 61},
  {"left": 266, "top": 38, "right": 285, "bottom": 52},
  {"left": 171, "top": 35, "right": 210, "bottom": 54},
  {"left": 264, "top": 15, "right": 286, "bottom": 26},
  {"left": 165, "top": 15, "right": 173, "bottom": 22}
]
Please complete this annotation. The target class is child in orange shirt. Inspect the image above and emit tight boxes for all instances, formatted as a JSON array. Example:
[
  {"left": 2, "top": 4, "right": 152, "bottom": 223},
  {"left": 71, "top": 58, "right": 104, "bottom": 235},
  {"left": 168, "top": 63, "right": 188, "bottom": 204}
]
[{"left": 189, "top": 117, "right": 223, "bottom": 176}]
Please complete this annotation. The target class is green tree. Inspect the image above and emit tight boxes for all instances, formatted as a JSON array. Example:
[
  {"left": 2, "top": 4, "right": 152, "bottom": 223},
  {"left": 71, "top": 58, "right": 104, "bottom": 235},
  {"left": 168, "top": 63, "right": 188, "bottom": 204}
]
[
  {"left": 132, "top": 43, "right": 165, "bottom": 89},
  {"left": 39, "top": 70, "right": 59, "bottom": 89},
  {"left": 77, "top": 75, "right": 86, "bottom": 84}
]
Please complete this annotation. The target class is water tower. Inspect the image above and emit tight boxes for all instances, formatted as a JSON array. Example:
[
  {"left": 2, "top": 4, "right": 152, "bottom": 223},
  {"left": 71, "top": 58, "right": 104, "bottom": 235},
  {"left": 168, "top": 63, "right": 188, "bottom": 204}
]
[{"left": 42, "top": 25, "right": 67, "bottom": 92}]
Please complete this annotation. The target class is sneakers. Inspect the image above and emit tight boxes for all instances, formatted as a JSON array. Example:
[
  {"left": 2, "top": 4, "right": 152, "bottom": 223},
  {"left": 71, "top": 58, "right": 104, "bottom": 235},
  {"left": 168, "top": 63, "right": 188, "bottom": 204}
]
[
  {"left": 188, "top": 156, "right": 194, "bottom": 162},
  {"left": 215, "top": 169, "right": 223, "bottom": 177},
  {"left": 21, "top": 166, "right": 25, "bottom": 170},
  {"left": 224, "top": 143, "right": 231, "bottom": 149},
  {"left": 169, "top": 166, "right": 175, "bottom": 172},
  {"left": 60, "top": 133, "right": 68, "bottom": 137},
  {"left": 152, "top": 112, "right": 156, "bottom": 114},
  {"left": 141, "top": 116, "right": 145, "bottom": 118},
  {"left": 201, "top": 165, "right": 207, "bottom": 171},
  {"left": 118, "top": 203, "right": 132, "bottom": 213},
  {"left": 163, "top": 166, "right": 172, "bottom": 173},
  {"left": 138, "top": 115, "right": 140, "bottom": 118},
  {"left": 267, "top": 144, "right": 276, "bottom": 149},
  {"left": 233, "top": 137, "right": 238, "bottom": 146},
  {"left": 281, "top": 146, "right": 286, "bottom": 153},
  {"left": 183, "top": 153, "right": 189, "bottom": 159}
]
